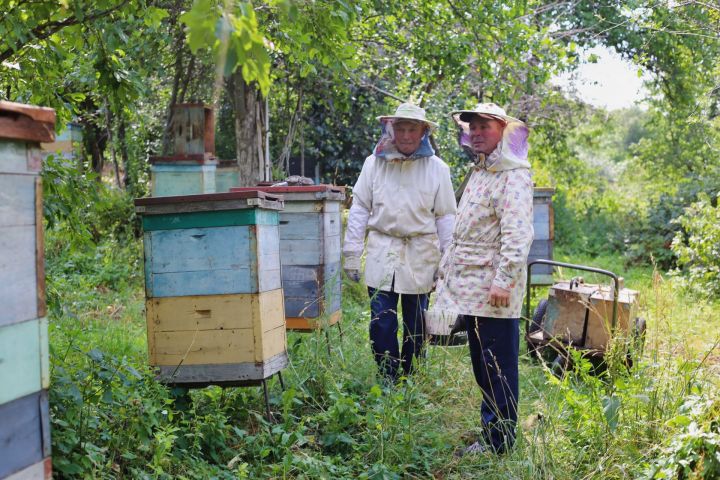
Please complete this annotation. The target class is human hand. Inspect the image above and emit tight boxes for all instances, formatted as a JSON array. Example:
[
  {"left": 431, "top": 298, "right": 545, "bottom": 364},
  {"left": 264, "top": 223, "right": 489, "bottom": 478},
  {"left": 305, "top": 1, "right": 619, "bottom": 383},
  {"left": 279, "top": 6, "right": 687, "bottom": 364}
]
[
  {"left": 431, "top": 269, "right": 439, "bottom": 291},
  {"left": 489, "top": 285, "right": 510, "bottom": 308},
  {"left": 344, "top": 268, "right": 361, "bottom": 282}
]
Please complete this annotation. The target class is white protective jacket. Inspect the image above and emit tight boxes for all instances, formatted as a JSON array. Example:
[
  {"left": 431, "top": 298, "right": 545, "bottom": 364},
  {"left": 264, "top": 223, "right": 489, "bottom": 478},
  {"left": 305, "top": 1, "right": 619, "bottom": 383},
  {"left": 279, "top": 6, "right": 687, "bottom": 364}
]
[{"left": 343, "top": 154, "right": 456, "bottom": 294}]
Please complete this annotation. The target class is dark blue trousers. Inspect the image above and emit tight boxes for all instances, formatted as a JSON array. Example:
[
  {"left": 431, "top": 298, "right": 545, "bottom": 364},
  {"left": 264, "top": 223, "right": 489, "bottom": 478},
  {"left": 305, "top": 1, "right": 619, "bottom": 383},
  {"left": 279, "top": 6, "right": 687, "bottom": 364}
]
[
  {"left": 368, "top": 286, "right": 428, "bottom": 380},
  {"left": 463, "top": 315, "right": 520, "bottom": 453}
]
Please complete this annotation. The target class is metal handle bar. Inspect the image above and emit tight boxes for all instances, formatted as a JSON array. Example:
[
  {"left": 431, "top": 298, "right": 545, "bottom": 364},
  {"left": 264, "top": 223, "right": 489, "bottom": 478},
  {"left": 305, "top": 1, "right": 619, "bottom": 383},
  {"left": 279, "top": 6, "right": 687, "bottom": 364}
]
[{"left": 525, "top": 259, "right": 619, "bottom": 330}]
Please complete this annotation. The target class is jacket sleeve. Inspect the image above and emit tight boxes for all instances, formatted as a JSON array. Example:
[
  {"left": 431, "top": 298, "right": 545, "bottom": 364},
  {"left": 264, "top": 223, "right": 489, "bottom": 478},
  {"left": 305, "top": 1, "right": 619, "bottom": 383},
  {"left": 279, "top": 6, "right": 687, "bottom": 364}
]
[
  {"left": 434, "top": 161, "right": 457, "bottom": 254},
  {"left": 493, "top": 169, "right": 534, "bottom": 291},
  {"left": 342, "top": 156, "right": 375, "bottom": 270}
]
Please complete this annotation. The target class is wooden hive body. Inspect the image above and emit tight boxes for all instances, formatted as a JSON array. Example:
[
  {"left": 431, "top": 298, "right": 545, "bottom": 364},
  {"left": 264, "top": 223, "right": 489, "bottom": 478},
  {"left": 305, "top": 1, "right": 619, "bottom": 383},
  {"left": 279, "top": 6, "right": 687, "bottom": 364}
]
[
  {"left": 0, "top": 100, "right": 54, "bottom": 479},
  {"left": 215, "top": 161, "right": 240, "bottom": 193},
  {"left": 529, "top": 187, "right": 555, "bottom": 285},
  {"left": 544, "top": 281, "right": 639, "bottom": 351},
  {"left": 135, "top": 191, "right": 288, "bottom": 385},
  {"left": 149, "top": 104, "right": 218, "bottom": 196},
  {"left": 231, "top": 186, "right": 345, "bottom": 330}
]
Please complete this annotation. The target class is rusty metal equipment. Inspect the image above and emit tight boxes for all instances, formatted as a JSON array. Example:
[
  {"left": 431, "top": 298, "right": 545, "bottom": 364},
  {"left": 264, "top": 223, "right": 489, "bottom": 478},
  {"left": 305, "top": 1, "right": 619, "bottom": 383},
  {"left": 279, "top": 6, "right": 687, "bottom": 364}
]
[{"left": 525, "top": 260, "right": 646, "bottom": 374}]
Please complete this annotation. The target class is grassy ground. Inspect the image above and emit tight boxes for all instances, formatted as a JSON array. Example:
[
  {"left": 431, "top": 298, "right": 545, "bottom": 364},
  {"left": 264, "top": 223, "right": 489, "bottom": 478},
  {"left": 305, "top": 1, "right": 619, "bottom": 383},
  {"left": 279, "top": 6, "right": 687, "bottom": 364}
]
[{"left": 45, "top": 235, "right": 720, "bottom": 479}]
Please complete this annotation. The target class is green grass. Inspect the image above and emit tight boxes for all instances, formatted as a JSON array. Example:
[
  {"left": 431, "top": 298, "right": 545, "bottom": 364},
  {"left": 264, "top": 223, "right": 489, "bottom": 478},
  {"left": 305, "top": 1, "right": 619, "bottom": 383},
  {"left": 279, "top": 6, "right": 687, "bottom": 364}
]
[{"left": 46, "top": 236, "right": 720, "bottom": 479}]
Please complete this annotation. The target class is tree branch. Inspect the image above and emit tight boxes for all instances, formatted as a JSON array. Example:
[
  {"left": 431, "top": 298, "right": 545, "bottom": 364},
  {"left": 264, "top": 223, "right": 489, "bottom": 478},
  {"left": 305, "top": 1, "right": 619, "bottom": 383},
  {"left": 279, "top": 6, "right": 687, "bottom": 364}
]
[{"left": 0, "top": 1, "right": 131, "bottom": 63}]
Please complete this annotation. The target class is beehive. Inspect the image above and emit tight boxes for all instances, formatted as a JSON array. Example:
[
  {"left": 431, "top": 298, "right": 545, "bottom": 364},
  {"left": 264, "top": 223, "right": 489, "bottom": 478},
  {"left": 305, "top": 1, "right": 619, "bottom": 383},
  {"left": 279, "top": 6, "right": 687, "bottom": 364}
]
[
  {"left": 149, "top": 104, "right": 217, "bottom": 196},
  {"left": 543, "top": 281, "right": 639, "bottom": 350},
  {"left": 231, "top": 186, "right": 344, "bottom": 330},
  {"left": 0, "top": 101, "right": 53, "bottom": 480},
  {"left": 135, "top": 191, "right": 288, "bottom": 385},
  {"left": 215, "top": 160, "right": 239, "bottom": 193},
  {"left": 529, "top": 187, "right": 555, "bottom": 285}
]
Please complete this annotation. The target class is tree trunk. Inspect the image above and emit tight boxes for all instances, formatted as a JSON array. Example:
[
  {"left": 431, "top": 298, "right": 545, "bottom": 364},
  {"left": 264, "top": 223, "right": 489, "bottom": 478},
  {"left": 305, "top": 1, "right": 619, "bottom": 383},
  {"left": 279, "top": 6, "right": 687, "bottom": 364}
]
[
  {"left": 118, "top": 116, "right": 131, "bottom": 189},
  {"left": 229, "top": 72, "right": 270, "bottom": 186}
]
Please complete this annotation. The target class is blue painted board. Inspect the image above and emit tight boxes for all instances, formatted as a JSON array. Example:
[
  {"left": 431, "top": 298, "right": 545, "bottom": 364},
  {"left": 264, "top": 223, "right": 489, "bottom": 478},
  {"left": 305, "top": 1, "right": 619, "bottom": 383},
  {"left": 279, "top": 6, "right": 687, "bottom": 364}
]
[
  {"left": 279, "top": 213, "right": 321, "bottom": 240},
  {"left": 151, "top": 164, "right": 216, "bottom": 196},
  {"left": 0, "top": 390, "right": 48, "bottom": 478},
  {"left": 144, "top": 225, "right": 282, "bottom": 297},
  {"left": 0, "top": 175, "right": 36, "bottom": 228},
  {"left": 0, "top": 225, "right": 38, "bottom": 327},
  {"left": 0, "top": 141, "right": 33, "bottom": 175}
]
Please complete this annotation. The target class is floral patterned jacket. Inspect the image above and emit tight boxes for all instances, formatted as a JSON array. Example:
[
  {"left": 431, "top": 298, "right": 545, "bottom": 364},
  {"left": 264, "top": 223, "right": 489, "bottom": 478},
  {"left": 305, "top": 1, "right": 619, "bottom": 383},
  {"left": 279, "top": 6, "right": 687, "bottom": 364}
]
[{"left": 433, "top": 122, "right": 534, "bottom": 318}]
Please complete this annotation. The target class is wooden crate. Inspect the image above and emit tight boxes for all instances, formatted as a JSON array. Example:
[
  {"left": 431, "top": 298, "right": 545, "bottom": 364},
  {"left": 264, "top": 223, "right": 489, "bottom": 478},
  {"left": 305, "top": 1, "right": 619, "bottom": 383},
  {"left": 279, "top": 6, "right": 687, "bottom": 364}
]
[
  {"left": 231, "top": 186, "right": 345, "bottom": 330},
  {"left": 543, "top": 281, "right": 639, "bottom": 350},
  {"left": 135, "top": 191, "right": 289, "bottom": 385},
  {"left": 529, "top": 187, "right": 555, "bottom": 285},
  {"left": 0, "top": 101, "right": 54, "bottom": 480}
]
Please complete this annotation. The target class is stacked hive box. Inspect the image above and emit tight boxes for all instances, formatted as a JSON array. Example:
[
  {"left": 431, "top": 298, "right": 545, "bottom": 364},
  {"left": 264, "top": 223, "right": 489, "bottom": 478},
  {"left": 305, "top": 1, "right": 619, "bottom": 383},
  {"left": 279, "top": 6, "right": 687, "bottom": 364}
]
[
  {"left": 150, "top": 104, "right": 217, "bottom": 196},
  {"left": 231, "top": 186, "right": 345, "bottom": 330},
  {"left": 0, "top": 101, "right": 53, "bottom": 479},
  {"left": 529, "top": 187, "right": 555, "bottom": 285},
  {"left": 215, "top": 160, "right": 240, "bottom": 193},
  {"left": 135, "top": 191, "right": 288, "bottom": 385}
]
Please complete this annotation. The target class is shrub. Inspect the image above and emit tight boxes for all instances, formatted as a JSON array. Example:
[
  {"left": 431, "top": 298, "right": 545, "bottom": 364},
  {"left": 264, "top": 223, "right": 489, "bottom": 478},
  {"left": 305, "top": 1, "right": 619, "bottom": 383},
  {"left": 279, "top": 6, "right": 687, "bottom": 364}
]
[{"left": 671, "top": 192, "right": 720, "bottom": 296}]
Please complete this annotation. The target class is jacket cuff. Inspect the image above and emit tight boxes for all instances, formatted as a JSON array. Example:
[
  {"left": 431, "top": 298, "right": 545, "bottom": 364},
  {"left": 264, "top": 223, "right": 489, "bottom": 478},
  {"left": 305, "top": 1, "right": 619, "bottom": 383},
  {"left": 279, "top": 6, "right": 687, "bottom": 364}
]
[
  {"left": 343, "top": 253, "right": 362, "bottom": 270},
  {"left": 492, "top": 267, "right": 514, "bottom": 291}
]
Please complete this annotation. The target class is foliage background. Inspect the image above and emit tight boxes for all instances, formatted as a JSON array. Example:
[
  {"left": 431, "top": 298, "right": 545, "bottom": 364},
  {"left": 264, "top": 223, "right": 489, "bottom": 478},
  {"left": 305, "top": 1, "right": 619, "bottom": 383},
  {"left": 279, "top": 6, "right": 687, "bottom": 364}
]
[{"left": 1, "top": 0, "right": 719, "bottom": 477}]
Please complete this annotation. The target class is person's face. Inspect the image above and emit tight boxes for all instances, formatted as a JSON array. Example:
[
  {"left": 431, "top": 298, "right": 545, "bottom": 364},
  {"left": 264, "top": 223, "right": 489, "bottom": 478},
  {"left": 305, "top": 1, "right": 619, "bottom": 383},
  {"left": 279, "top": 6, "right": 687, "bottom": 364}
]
[
  {"left": 468, "top": 116, "right": 505, "bottom": 155},
  {"left": 393, "top": 121, "right": 427, "bottom": 155}
]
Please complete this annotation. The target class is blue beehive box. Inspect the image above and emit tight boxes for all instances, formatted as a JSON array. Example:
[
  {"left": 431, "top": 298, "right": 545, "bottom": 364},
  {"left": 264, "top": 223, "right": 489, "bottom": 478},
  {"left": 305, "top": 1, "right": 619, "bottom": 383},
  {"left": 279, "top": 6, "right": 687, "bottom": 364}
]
[
  {"left": 135, "top": 190, "right": 289, "bottom": 386},
  {"left": 0, "top": 100, "right": 53, "bottom": 480},
  {"left": 231, "top": 185, "right": 345, "bottom": 330}
]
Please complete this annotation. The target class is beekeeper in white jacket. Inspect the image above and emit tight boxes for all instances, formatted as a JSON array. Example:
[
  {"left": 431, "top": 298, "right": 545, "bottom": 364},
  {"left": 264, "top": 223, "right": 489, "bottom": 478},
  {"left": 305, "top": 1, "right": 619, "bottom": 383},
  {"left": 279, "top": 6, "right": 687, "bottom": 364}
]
[{"left": 343, "top": 103, "right": 456, "bottom": 382}]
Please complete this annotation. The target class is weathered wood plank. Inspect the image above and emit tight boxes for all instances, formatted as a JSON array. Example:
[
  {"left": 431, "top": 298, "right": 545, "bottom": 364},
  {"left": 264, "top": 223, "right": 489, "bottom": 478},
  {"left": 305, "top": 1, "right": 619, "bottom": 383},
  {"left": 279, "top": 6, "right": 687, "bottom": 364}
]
[
  {"left": 257, "top": 289, "right": 286, "bottom": 332},
  {"left": 280, "top": 239, "right": 323, "bottom": 266},
  {"left": 533, "top": 203, "right": 550, "bottom": 240},
  {"left": 149, "top": 289, "right": 285, "bottom": 366},
  {"left": 0, "top": 318, "right": 42, "bottom": 405},
  {"left": 151, "top": 328, "right": 256, "bottom": 365},
  {"left": 147, "top": 226, "right": 252, "bottom": 273},
  {"left": 148, "top": 268, "right": 257, "bottom": 297},
  {"left": 324, "top": 234, "right": 342, "bottom": 263},
  {"left": 0, "top": 226, "right": 38, "bottom": 327},
  {"left": 5, "top": 457, "right": 52, "bottom": 480},
  {"left": 0, "top": 391, "right": 45, "bottom": 478},
  {"left": 147, "top": 294, "right": 257, "bottom": 332},
  {"left": 0, "top": 141, "right": 32, "bottom": 175},
  {"left": 39, "top": 318, "right": 49, "bottom": 390},
  {"left": 286, "top": 310, "right": 341, "bottom": 331},
  {"left": 215, "top": 167, "right": 239, "bottom": 193},
  {"left": 323, "top": 212, "right": 342, "bottom": 237},
  {"left": 259, "top": 324, "right": 287, "bottom": 361},
  {"left": 279, "top": 213, "right": 321, "bottom": 240},
  {"left": 155, "top": 351, "right": 288, "bottom": 385},
  {"left": 35, "top": 178, "right": 46, "bottom": 318},
  {"left": 141, "top": 209, "right": 276, "bottom": 231},
  {"left": 39, "top": 390, "right": 50, "bottom": 457},
  {"left": 151, "top": 164, "right": 216, "bottom": 197},
  {"left": 0, "top": 175, "right": 35, "bottom": 228}
]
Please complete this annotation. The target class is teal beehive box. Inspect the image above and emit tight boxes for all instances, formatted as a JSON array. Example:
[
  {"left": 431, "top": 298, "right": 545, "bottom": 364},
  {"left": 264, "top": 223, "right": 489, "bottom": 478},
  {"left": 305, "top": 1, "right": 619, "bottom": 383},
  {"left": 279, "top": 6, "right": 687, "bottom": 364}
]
[{"left": 0, "top": 100, "right": 53, "bottom": 480}]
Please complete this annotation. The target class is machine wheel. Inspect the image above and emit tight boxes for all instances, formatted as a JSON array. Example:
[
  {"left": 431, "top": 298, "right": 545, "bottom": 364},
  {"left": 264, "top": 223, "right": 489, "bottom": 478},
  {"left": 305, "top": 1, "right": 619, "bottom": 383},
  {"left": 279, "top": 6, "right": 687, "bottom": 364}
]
[
  {"left": 527, "top": 299, "right": 548, "bottom": 359},
  {"left": 626, "top": 317, "right": 647, "bottom": 368},
  {"left": 529, "top": 300, "right": 548, "bottom": 333},
  {"left": 550, "top": 353, "right": 571, "bottom": 378}
]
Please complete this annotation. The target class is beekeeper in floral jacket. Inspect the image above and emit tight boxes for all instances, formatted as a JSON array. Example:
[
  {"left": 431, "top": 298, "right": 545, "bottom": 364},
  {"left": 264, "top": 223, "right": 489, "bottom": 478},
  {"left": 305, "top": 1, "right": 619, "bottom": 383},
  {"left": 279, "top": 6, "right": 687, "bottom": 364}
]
[
  {"left": 433, "top": 103, "right": 533, "bottom": 455},
  {"left": 343, "top": 103, "right": 456, "bottom": 382}
]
